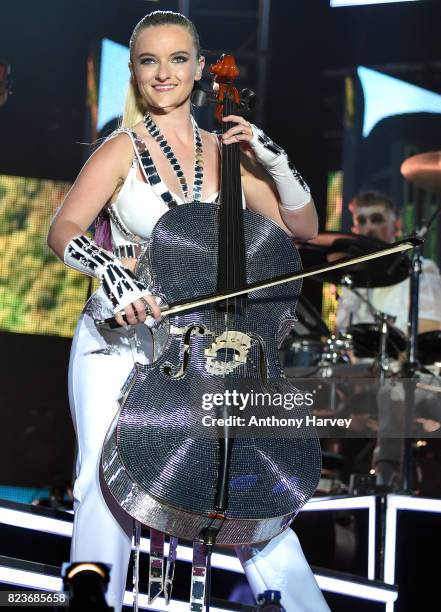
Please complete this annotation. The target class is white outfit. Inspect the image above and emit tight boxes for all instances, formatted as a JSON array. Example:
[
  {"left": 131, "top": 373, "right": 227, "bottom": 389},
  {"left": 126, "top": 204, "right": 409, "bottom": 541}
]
[
  {"left": 68, "top": 130, "right": 329, "bottom": 611},
  {"left": 336, "top": 258, "right": 441, "bottom": 334}
]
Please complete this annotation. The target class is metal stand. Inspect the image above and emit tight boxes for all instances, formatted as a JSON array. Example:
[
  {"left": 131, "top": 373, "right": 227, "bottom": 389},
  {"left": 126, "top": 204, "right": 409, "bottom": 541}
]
[
  {"left": 343, "top": 280, "right": 406, "bottom": 490},
  {"left": 399, "top": 243, "right": 423, "bottom": 493},
  {"left": 398, "top": 204, "right": 441, "bottom": 491},
  {"left": 375, "top": 312, "right": 394, "bottom": 385},
  {"left": 342, "top": 277, "right": 394, "bottom": 382},
  {"left": 318, "top": 333, "right": 353, "bottom": 412}
]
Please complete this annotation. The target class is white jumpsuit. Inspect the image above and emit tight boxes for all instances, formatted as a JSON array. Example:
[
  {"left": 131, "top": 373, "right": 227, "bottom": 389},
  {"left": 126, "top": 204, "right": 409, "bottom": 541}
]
[{"left": 68, "top": 132, "right": 330, "bottom": 612}]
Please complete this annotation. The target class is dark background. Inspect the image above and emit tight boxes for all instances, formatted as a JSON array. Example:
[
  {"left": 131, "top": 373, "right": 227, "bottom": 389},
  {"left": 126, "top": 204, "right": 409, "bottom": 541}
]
[
  {"left": 3, "top": 0, "right": 441, "bottom": 194},
  {"left": 1, "top": 0, "right": 441, "bottom": 486}
]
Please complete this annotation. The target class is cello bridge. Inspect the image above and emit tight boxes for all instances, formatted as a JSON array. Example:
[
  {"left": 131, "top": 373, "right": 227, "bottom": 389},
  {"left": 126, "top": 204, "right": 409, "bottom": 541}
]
[{"left": 204, "top": 330, "right": 252, "bottom": 375}]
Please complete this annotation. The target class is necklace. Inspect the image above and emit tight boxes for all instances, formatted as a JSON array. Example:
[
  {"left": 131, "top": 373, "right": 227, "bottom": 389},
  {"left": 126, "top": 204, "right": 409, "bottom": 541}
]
[{"left": 143, "top": 112, "right": 204, "bottom": 203}]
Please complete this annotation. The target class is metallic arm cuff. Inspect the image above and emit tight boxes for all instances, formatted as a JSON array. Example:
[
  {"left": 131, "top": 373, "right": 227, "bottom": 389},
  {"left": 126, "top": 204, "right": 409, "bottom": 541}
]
[
  {"left": 64, "top": 235, "right": 150, "bottom": 313},
  {"left": 249, "top": 124, "right": 311, "bottom": 210}
]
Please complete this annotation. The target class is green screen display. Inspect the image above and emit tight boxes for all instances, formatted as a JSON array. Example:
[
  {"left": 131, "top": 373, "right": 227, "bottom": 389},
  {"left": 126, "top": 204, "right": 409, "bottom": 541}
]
[{"left": 0, "top": 174, "right": 91, "bottom": 337}]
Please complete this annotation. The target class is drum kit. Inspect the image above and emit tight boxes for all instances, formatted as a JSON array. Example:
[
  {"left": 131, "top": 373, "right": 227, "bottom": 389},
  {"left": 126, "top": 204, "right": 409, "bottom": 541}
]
[
  {"left": 281, "top": 230, "right": 440, "bottom": 371},
  {"left": 281, "top": 233, "right": 416, "bottom": 368},
  {"left": 280, "top": 151, "right": 441, "bottom": 494}
]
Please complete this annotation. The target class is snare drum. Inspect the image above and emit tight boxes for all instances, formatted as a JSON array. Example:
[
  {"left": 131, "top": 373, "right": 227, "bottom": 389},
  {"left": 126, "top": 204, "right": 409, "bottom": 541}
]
[
  {"left": 279, "top": 335, "right": 323, "bottom": 369},
  {"left": 279, "top": 331, "right": 323, "bottom": 369},
  {"left": 348, "top": 323, "right": 407, "bottom": 359}
]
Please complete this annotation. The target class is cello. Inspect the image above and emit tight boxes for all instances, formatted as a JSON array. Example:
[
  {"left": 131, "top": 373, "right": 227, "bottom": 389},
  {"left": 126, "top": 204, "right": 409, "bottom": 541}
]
[{"left": 102, "top": 51, "right": 320, "bottom": 541}]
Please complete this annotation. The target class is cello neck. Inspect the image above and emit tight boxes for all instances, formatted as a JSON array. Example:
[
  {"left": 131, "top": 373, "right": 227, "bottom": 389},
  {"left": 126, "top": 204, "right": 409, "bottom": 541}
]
[{"left": 216, "top": 87, "right": 247, "bottom": 312}]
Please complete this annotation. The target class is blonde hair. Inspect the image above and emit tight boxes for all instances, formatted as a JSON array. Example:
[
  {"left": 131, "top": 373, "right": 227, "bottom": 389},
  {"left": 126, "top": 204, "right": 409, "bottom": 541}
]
[
  {"left": 121, "top": 10, "right": 201, "bottom": 129},
  {"left": 121, "top": 79, "right": 144, "bottom": 129}
]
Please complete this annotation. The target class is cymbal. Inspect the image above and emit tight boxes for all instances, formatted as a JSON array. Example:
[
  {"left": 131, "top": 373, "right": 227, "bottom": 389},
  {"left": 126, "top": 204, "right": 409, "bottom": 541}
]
[
  {"left": 401, "top": 151, "right": 441, "bottom": 193},
  {"left": 298, "top": 232, "right": 410, "bottom": 288}
]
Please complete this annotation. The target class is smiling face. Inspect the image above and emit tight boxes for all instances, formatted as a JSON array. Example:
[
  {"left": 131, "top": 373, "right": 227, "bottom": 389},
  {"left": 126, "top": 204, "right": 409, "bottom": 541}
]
[{"left": 130, "top": 24, "right": 204, "bottom": 114}]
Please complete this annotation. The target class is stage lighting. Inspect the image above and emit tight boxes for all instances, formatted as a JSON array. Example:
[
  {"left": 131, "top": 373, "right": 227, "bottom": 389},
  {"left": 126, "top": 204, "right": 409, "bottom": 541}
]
[
  {"left": 257, "top": 590, "right": 285, "bottom": 611},
  {"left": 62, "top": 562, "right": 113, "bottom": 611}
]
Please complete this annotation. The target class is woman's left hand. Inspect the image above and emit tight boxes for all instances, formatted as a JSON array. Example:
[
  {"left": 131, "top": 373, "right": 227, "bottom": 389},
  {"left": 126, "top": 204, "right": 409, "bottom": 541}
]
[{"left": 222, "top": 115, "right": 255, "bottom": 154}]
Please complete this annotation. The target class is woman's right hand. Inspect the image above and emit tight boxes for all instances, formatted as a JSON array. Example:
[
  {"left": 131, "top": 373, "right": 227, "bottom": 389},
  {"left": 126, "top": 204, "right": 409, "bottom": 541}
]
[{"left": 114, "top": 294, "right": 162, "bottom": 327}]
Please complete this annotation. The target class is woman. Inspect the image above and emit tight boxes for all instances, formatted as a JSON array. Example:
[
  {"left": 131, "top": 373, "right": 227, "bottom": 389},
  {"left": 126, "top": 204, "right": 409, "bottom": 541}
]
[{"left": 48, "top": 10, "right": 329, "bottom": 612}]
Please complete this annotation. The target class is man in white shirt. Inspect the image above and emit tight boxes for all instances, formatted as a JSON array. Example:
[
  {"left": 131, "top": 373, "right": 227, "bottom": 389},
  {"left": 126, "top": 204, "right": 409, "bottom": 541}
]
[
  {"left": 336, "top": 191, "right": 441, "bottom": 490},
  {"left": 336, "top": 191, "right": 441, "bottom": 335}
]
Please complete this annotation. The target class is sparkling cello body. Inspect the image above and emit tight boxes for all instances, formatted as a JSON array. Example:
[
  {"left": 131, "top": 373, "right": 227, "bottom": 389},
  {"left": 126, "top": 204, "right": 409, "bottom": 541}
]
[{"left": 102, "top": 201, "right": 321, "bottom": 545}]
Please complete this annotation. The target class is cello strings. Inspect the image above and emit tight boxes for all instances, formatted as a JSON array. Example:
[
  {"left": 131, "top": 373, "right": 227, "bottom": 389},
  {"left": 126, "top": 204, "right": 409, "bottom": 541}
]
[
  {"left": 232, "top": 98, "right": 240, "bottom": 321},
  {"left": 232, "top": 96, "right": 245, "bottom": 348},
  {"left": 224, "top": 95, "right": 241, "bottom": 373},
  {"left": 228, "top": 95, "right": 243, "bottom": 366},
  {"left": 222, "top": 97, "right": 230, "bottom": 376},
  {"left": 227, "top": 95, "right": 242, "bottom": 331}
]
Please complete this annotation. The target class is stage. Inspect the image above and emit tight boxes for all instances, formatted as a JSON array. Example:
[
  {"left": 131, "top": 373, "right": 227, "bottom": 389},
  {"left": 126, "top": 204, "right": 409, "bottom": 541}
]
[{"left": 3, "top": 493, "right": 439, "bottom": 611}]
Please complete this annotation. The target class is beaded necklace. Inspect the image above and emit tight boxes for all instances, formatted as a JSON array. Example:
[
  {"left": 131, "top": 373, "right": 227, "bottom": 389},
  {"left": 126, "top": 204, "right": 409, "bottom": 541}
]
[{"left": 143, "top": 112, "right": 204, "bottom": 203}]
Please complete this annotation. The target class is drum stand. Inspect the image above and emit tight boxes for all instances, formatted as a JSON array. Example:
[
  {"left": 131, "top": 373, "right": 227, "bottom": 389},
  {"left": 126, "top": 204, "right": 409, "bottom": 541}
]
[
  {"left": 341, "top": 277, "right": 393, "bottom": 382},
  {"left": 400, "top": 242, "right": 422, "bottom": 493},
  {"left": 367, "top": 249, "right": 422, "bottom": 583},
  {"left": 375, "top": 312, "right": 395, "bottom": 385},
  {"left": 318, "top": 334, "right": 353, "bottom": 413},
  {"left": 341, "top": 279, "right": 406, "bottom": 489},
  {"left": 400, "top": 204, "right": 441, "bottom": 491}
]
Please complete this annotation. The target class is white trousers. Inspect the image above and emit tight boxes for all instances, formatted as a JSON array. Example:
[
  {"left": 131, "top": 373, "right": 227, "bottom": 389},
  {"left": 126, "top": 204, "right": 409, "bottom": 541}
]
[{"left": 68, "top": 306, "right": 330, "bottom": 612}]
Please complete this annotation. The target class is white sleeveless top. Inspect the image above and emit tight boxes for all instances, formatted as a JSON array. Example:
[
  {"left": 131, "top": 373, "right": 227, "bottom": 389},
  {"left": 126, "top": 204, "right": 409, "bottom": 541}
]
[{"left": 108, "top": 130, "right": 245, "bottom": 250}]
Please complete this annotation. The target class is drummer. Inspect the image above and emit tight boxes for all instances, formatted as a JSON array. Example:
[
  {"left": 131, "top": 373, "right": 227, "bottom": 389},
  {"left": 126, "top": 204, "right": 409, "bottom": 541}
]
[
  {"left": 334, "top": 191, "right": 441, "bottom": 489},
  {"left": 336, "top": 190, "right": 441, "bottom": 335}
]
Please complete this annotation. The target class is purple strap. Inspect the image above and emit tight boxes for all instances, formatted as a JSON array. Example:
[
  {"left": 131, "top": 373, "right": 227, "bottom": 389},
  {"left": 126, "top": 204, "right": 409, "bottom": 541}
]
[{"left": 94, "top": 213, "right": 112, "bottom": 252}]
